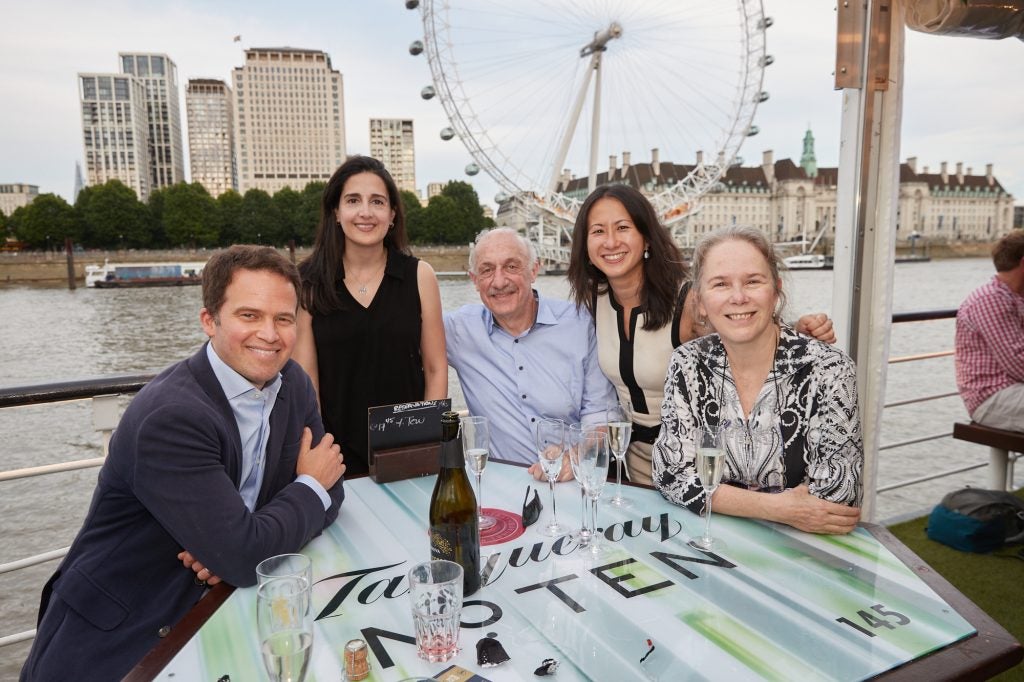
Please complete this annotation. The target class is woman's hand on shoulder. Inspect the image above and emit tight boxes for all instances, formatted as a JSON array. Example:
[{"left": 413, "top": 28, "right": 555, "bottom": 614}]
[
  {"left": 795, "top": 313, "right": 836, "bottom": 344},
  {"left": 773, "top": 484, "right": 860, "bottom": 534}
]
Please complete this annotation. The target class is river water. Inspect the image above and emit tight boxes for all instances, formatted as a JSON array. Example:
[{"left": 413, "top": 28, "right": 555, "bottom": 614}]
[{"left": 1, "top": 258, "right": 1021, "bottom": 675}]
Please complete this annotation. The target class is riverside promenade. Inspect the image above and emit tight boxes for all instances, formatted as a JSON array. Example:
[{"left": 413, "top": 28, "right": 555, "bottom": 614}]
[{"left": 0, "top": 245, "right": 473, "bottom": 284}]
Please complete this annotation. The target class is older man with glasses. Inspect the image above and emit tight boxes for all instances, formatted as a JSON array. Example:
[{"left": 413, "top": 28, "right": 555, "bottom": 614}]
[{"left": 444, "top": 227, "right": 616, "bottom": 480}]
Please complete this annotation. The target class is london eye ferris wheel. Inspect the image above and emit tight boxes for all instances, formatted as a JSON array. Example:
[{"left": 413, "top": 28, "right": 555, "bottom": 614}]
[{"left": 407, "top": 0, "right": 771, "bottom": 225}]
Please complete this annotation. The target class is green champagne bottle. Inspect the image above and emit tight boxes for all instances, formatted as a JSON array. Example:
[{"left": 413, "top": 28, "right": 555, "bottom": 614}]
[{"left": 428, "top": 411, "right": 481, "bottom": 595}]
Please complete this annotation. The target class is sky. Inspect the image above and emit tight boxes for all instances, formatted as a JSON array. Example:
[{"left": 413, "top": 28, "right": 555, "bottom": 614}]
[{"left": 1, "top": 0, "right": 1021, "bottom": 211}]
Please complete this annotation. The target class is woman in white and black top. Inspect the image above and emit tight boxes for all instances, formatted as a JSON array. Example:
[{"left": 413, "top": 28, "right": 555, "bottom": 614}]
[
  {"left": 652, "top": 226, "right": 863, "bottom": 534},
  {"left": 567, "top": 185, "right": 836, "bottom": 486}
]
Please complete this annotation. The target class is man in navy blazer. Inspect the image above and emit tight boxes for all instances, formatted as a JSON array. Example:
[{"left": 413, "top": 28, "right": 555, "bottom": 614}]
[{"left": 20, "top": 245, "right": 346, "bottom": 682}]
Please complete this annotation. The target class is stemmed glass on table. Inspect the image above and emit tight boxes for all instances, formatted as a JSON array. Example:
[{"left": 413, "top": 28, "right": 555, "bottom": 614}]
[
  {"left": 606, "top": 403, "right": 633, "bottom": 508},
  {"left": 461, "top": 415, "right": 496, "bottom": 530},
  {"left": 577, "top": 428, "right": 611, "bottom": 556},
  {"left": 567, "top": 423, "right": 593, "bottom": 547},
  {"left": 257, "top": 576, "right": 313, "bottom": 682},
  {"left": 690, "top": 426, "right": 726, "bottom": 551},
  {"left": 535, "top": 417, "right": 569, "bottom": 537}
]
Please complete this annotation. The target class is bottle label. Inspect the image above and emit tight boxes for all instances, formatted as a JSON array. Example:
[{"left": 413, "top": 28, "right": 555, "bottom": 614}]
[
  {"left": 429, "top": 524, "right": 478, "bottom": 563},
  {"left": 429, "top": 523, "right": 481, "bottom": 594}
]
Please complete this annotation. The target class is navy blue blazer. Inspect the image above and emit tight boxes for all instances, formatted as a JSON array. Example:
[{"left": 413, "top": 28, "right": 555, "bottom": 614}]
[{"left": 20, "top": 345, "right": 345, "bottom": 682}]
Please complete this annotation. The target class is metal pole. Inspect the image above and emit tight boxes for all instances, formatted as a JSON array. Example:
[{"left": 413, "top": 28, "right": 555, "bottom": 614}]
[
  {"left": 547, "top": 54, "right": 598, "bottom": 196},
  {"left": 64, "top": 237, "right": 76, "bottom": 290},
  {"left": 832, "top": 0, "right": 903, "bottom": 522},
  {"left": 588, "top": 51, "right": 603, "bottom": 194}
]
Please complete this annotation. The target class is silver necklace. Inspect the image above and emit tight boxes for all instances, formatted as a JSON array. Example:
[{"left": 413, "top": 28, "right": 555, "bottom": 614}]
[{"left": 349, "top": 259, "right": 386, "bottom": 295}]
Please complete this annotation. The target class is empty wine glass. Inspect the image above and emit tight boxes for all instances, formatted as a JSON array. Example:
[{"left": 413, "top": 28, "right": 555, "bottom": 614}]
[
  {"left": 535, "top": 418, "right": 568, "bottom": 537},
  {"left": 606, "top": 403, "right": 633, "bottom": 508},
  {"left": 257, "top": 576, "right": 313, "bottom": 682},
  {"left": 461, "top": 415, "right": 496, "bottom": 530},
  {"left": 578, "top": 429, "right": 611, "bottom": 556},
  {"left": 690, "top": 426, "right": 726, "bottom": 550}
]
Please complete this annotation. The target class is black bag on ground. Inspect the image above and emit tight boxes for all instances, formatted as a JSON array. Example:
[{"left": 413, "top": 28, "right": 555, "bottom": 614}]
[{"left": 926, "top": 488, "right": 1024, "bottom": 553}]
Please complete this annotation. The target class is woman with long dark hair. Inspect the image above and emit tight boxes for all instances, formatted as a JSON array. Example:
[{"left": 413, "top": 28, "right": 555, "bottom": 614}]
[
  {"left": 294, "top": 156, "right": 446, "bottom": 476},
  {"left": 567, "top": 184, "right": 833, "bottom": 485}
]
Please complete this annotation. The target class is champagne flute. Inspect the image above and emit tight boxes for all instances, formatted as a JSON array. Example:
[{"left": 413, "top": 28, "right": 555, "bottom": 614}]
[
  {"left": 461, "top": 415, "right": 496, "bottom": 530},
  {"left": 567, "top": 423, "right": 592, "bottom": 546},
  {"left": 689, "top": 426, "right": 726, "bottom": 550},
  {"left": 606, "top": 403, "right": 633, "bottom": 508},
  {"left": 535, "top": 418, "right": 568, "bottom": 537},
  {"left": 578, "top": 430, "right": 611, "bottom": 556},
  {"left": 257, "top": 576, "right": 313, "bottom": 682}
]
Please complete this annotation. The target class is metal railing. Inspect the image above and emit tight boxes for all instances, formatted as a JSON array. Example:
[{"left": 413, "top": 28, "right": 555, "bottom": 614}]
[{"left": 1, "top": 308, "right": 1017, "bottom": 650}]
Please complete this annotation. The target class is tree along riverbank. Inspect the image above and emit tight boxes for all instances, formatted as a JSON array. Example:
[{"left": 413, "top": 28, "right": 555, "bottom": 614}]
[{"left": 0, "top": 245, "right": 473, "bottom": 283}]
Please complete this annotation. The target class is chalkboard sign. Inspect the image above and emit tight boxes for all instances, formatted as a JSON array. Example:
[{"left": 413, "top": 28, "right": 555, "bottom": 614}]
[{"left": 367, "top": 399, "right": 452, "bottom": 454}]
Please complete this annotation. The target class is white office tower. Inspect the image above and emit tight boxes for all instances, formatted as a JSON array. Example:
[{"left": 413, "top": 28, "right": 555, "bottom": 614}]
[
  {"left": 369, "top": 118, "right": 416, "bottom": 193},
  {"left": 186, "top": 79, "right": 237, "bottom": 197},
  {"left": 78, "top": 72, "right": 152, "bottom": 200},
  {"left": 232, "top": 47, "right": 346, "bottom": 194},
  {"left": 119, "top": 53, "right": 186, "bottom": 190}
]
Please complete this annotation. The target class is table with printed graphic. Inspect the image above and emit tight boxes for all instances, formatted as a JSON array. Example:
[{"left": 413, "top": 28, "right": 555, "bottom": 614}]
[{"left": 127, "top": 462, "right": 1022, "bottom": 681}]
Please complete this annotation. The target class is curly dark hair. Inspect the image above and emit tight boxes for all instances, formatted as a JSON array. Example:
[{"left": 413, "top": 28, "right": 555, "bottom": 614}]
[
  {"left": 567, "top": 184, "right": 688, "bottom": 330},
  {"left": 299, "top": 156, "right": 409, "bottom": 314}
]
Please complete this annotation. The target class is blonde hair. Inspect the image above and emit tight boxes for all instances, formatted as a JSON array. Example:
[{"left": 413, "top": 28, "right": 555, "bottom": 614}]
[{"left": 691, "top": 225, "right": 787, "bottom": 322}]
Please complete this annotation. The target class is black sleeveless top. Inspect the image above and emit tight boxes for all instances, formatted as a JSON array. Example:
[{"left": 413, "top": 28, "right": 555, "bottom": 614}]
[{"left": 312, "top": 249, "right": 425, "bottom": 475}]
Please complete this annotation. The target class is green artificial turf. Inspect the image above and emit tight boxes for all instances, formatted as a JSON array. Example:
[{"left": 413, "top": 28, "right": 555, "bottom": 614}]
[{"left": 887, "top": 488, "right": 1024, "bottom": 681}]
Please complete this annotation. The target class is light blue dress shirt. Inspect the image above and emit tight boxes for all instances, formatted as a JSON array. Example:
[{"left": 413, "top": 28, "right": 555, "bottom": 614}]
[
  {"left": 206, "top": 344, "right": 330, "bottom": 511},
  {"left": 444, "top": 292, "right": 616, "bottom": 464}
]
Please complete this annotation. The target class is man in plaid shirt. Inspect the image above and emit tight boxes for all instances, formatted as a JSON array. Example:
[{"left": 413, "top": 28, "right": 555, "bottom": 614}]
[{"left": 954, "top": 231, "right": 1024, "bottom": 432}]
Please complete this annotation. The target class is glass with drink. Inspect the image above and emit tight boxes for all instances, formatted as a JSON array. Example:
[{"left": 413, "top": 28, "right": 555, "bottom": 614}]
[
  {"left": 257, "top": 576, "right": 313, "bottom": 682},
  {"left": 690, "top": 426, "right": 726, "bottom": 550},
  {"left": 408, "top": 560, "right": 464, "bottom": 663},
  {"left": 461, "top": 415, "right": 496, "bottom": 529}
]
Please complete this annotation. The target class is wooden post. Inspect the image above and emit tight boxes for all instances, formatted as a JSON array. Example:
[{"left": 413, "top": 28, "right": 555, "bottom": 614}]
[
  {"left": 288, "top": 239, "right": 296, "bottom": 264},
  {"left": 64, "top": 237, "right": 76, "bottom": 290}
]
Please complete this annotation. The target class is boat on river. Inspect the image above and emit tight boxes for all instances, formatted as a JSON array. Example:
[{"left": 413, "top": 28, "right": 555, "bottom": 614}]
[
  {"left": 783, "top": 254, "right": 833, "bottom": 270},
  {"left": 85, "top": 260, "right": 206, "bottom": 288}
]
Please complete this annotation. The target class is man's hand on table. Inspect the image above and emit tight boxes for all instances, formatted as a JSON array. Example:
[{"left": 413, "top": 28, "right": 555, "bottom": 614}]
[
  {"left": 296, "top": 427, "right": 346, "bottom": 489},
  {"left": 527, "top": 455, "right": 575, "bottom": 483},
  {"left": 773, "top": 484, "right": 860, "bottom": 534},
  {"left": 177, "top": 550, "right": 222, "bottom": 586}
]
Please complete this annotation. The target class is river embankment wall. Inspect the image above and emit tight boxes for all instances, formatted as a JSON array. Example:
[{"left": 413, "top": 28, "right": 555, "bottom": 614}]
[
  {"left": 0, "top": 245, "right": 473, "bottom": 284},
  {"left": 0, "top": 241, "right": 996, "bottom": 284}
]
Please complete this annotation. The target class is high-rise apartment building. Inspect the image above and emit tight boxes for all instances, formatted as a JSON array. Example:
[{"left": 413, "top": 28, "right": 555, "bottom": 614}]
[
  {"left": 186, "top": 79, "right": 237, "bottom": 197},
  {"left": 0, "top": 183, "right": 39, "bottom": 216},
  {"left": 78, "top": 72, "right": 152, "bottom": 199},
  {"left": 233, "top": 47, "right": 346, "bottom": 194},
  {"left": 119, "top": 53, "right": 185, "bottom": 190},
  {"left": 369, "top": 118, "right": 416, "bottom": 193}
]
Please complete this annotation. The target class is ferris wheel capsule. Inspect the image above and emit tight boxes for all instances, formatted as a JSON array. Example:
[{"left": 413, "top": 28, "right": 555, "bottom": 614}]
[
  {"left": 440, "top": 127, "right": 455, "bottom": 140},
  {"left": 759, "top": 54, "right": 774, "bottom": 67},
  {"left": 420, "top": 85, "right": 436, "bottom": 100},
  {"left": 405, "top": 0, "right": 419, "bottom": 9},
  {"left": 746, "top": 126, "right": 760, "bottom": 136},
  {"left": 757, "top": 91, "right": 770, "bottom": 103},
  {"left": 759, "top": 16, "right": 774, "bottom": 29},
  {"left": 409, "top": 40, "right": 424, "bottom": 56},
  {"left": 495, "top": 191, "right": 510, "bottom": 203},
  {"left": 465, "top": 163, "right": 480, "bottom": 176}
]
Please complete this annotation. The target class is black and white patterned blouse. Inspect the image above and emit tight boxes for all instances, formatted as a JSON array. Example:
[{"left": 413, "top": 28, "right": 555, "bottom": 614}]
[{"left": 651, "top": 324, "right": 863, "bottom": 514}]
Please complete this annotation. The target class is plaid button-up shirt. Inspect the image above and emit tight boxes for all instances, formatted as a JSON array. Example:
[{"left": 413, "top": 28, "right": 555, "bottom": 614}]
[{"left": 954, "top": 275, "right": 1024, "bottom": 416}]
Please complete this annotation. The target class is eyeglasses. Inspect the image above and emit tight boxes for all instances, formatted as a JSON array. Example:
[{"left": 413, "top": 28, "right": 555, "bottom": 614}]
[
  {"left": 475, "top": 262, "right": 526, "bottom": 281},
  {"left": 522, "top": 486, "right": 543, "bottom": 528}
]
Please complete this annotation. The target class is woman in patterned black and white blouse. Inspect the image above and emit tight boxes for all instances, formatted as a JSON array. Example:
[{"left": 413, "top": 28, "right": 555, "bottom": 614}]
[{"left": 652, "top": 226, "right": 864, "bottom": 534}]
